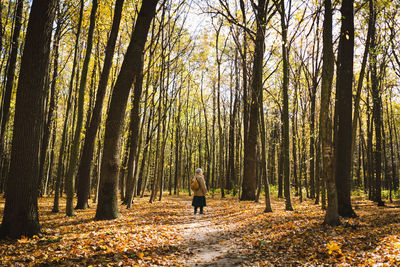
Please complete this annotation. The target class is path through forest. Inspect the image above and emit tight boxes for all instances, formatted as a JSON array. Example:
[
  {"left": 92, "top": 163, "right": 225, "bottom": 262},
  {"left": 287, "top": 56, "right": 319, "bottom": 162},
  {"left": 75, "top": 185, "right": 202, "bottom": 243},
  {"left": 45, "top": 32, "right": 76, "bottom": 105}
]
[{"left": 173, "top": 197, "right": 253, "bottom": 266}]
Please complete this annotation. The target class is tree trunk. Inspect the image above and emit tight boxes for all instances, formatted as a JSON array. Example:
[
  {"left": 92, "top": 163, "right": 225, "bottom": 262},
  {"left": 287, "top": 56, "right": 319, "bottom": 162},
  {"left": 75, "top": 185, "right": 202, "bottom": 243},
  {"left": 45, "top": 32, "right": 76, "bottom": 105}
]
[
  {"left": 75, "top": 0, "right": 124, "bottom": 209},
  {"left": 0, "top": 0, "right": 23, "bottom": 172},
  {"left": 0, "top": 3, "right": 3, "bottom": 60},
  {"left": 333, "top": 0, "right": 357, "bottom": 218},
  {"left": 369, "top": 1, "right": 384, "bottom": 206},
  {"left": 292, "top": 69, "right": 299, "bottom": 196},
  {"left": 314, "top": 137, "right": 321, "bottom": 204},
  {"left": 52, "top": 0, "right": 84, "bottom": 213},
  {"left": 0, "top": 0, "right": 56, "bottom": 239},
  {"left": 277, "top": 0, "right": 293, "bottom": 211},
  {"left": 215, "top": 23, "right": 225, "bottom": 198},
  {"left": 241, "top": 0, "right": 266, "bottom": 201},
  {"left": 65, "top": 0, "right": 98, "bottom": 216},
  {"left": 309, "top": 84, "right": 317, "bottom": 199},
  {"left": 366, "top": 99, "right": 374, "bottom": 200},
  {"left": 38, "top": 3, "right": 62, "bottom": 193},
  {"left": 260, "top": 102, "right": 272, "bottom": 212},
  {"left": 321, "top": 0, "right": 340, "bottom": 226},
  {"left": 125, "top": 67, "right": 145, "bottom": 207},
  {"left": 227, "top": 52, "right": 239, "bottom": 193},
  {"left": 351, "top": 0, "right": 372, "bottom": 165},
  {"left": 388, "top": 93, "right": 398, "bottom": 190},
  {"left": 278, "top": 142, "right": 283, "bottom": 198},
  {"left": 95, "top": 0, "right": 158, "bottom": 220}
]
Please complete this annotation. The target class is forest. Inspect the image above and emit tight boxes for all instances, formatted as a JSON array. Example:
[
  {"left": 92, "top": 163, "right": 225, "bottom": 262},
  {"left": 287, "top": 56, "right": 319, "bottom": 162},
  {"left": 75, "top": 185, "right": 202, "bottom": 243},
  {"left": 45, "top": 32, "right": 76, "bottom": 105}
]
[{"left": 0, "top": 0, "right": 400, "bottom": 265}]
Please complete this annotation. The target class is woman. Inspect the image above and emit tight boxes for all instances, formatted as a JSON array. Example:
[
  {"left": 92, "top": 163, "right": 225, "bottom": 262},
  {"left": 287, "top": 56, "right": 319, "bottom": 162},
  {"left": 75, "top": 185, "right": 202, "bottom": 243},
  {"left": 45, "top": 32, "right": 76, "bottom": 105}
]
[{"left": 191, "top": 168, "right": 207, "bottom": 214}]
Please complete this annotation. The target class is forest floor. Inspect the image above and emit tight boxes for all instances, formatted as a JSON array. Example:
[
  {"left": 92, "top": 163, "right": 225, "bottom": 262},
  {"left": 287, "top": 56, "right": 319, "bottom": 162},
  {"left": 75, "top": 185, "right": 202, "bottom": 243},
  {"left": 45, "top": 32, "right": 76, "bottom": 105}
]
[{"left": 0, "top": 193, "right": 400, "bottom": 266}]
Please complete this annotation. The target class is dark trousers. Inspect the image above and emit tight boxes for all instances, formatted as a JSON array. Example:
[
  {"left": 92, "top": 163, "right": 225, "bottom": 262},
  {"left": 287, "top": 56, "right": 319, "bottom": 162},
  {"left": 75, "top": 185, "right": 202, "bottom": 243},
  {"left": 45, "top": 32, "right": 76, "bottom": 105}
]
[{"left": 194, "top": 206, "right": 204, "bottom": 214}]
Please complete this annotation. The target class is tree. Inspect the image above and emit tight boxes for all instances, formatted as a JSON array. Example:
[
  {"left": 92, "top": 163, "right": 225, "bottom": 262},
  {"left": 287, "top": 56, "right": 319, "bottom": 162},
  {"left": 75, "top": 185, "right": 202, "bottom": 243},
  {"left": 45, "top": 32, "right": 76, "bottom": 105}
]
[
  {"left": 275, "top": 0, "right": 293, "bottom": 210},
  {"left": 95, "top": 0, "right": 159, "bottom": 220},
  {"left": 64, "top": 0, "right": 98, "bottom": 216},
  {"left": 52, "top": 0, "right": 84, "bottom": 213},
  {"left": 0, "top": 0, "right": 23, "bottom": 176},
  {"left": 0, "top": 0, "right": 56, "bottom": 239},
  {"left": 368, "top": 0, "right": 384, "bottom": 206},
  {"left": 321, "top": 0, "right": 340, "bottom": 226},
  {"left": 75, "top": 0, "right": 125, "bottom": 210},
  {"left": 241, "top": 0, "right": 268, "bottom": 201},
  {"left": 38, "top": 0, "right": 64, "bottom": 195},
  {"left": 333, "top": 0, "right": 357, "bottom": 218}
]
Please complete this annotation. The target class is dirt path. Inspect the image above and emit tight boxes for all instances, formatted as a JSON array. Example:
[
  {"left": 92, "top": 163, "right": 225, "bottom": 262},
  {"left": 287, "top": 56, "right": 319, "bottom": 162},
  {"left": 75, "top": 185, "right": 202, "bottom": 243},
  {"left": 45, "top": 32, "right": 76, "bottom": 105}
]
[{"left": 173, "top": 198, "right": 253, "bottom": 266}]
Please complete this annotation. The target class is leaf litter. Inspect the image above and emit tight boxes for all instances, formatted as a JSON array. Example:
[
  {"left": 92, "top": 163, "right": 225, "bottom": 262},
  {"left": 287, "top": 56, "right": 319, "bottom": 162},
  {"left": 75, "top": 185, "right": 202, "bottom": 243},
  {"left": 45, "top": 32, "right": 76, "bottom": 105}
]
[{"left": 0, "top": 194, "right": 399, "bottom": 266}]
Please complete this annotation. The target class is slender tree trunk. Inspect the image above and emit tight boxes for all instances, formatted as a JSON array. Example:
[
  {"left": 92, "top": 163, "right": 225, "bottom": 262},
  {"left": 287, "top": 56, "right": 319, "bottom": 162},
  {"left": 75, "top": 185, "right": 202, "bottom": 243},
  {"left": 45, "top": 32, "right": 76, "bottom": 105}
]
[
  {"left": 215, "top": 24, "right": 225, "bottom": 198},
  {"left": 321, "top": 0, "right": 340, "bottom": 226},
  {"left": 278, "top": 142, "right": 283, "bottom": 198},
  {"left": 45, "top": 117, "right": 57, "bottom": 196},
  {"left": 351, "top": 0, "right": 372, "bottom": 163},
  {"left": 381, "top": 115, "right": 390, "bottom": 202},
  {"left": 315, "top": 137, "right": 321, "bottom": 204},
  {"left": 369, "top": 1, "right": 383, "bottom": 206},
  {"left": 65, "top": 0, "right": 98, "bottom": 216},
  {"left": 119, "top": 138, "right": 129, "bottom": 202},
  {"left": 227, "top": 52, "right": 239, "bottom": 193},
  {"left": 174, "top": 102, "right": 181, "bottom": 195},
  {"left": 138, "top": 114, "right": 153, "bottom": 197},
  {"left": 0, "top": 0, "right": 23, "bottom": 175},
  {"left": 0, "top": 0, "right": 56, "bottom": 239},
  {"left": 52, "top": 0, "right": 84, "bottom": 213},
  {"left": 309, "top": 83, "right": 317, "bottom": 199},
  {"left": 125, "top": 67, "right": 145, "bottom": 207},
  {"left": 0, "top": 3, "right": 3, "bottom": 61},
  {"left": 388, "top": 93, "right": 398, "bottom": 190},
  {"left": 93, "top": 129, "right": 102, "bottom": 203},
  {"left": 300, "top": 109, "right": 306, "bottom": 202},
  {"left": 239, "top": 0, "right": 249, "bottom": 150},
  {"left": 292, "top": 71, "right": 299, "bottom": 196},
  {"left": 38, "top": 3, "right": 62, "bottom": 191},
  {"left": 367, "top": 98, "right": 374, "bottom": 200},
  {"left": 277, "top": 0, "right": 293, "bottom": 210},
  {"left": 260, "top": 103, "right": 272, "bottom": 212}
]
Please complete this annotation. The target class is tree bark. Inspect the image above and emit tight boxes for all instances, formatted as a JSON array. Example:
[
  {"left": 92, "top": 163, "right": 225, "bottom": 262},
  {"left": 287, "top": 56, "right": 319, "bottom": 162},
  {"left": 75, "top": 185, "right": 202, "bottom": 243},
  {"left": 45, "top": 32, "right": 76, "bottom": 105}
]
[
  {"left": 333, "top": 0, "right": 357, "bottom": 218},
  {"left": 260, "top": 102, "right": 272, "bottom": 212},
  {"left": 52, "top": 0, "right": 84, "bottom": 213},
  {"left": 75, "top": 0, "right": 124, "bottom": 209},
  {"left": 241, "top": 0, "right": 267, "bottom": 201},
  {"left": 95, "top": 0, "right": 158, "bottom": 220},
  {"left": 0, "top": 0, "right": 56, "bottom": 239},
  {"left": 321, "top": 0, "right": 340, "bottom": 226},
  {"left": 125, "top": 70, "right": 144, "bottom": 207},
  {"left": 351, "top": 0, "right": 372, "bottom": 164},
  {"left": 65, "top": 0, "right": 98, "bottom": 216},
  {"left": 369, "top": 0, "right": 384, "bottom": 206},
  {"left": 38, "top": 2, "right": 62, "bottom": 193},
  {"left": 0, "top": 0, "right": 23, "bottom": 167},
  {"left": 276, "top": 0, "right": 293, "bottom": 210}
]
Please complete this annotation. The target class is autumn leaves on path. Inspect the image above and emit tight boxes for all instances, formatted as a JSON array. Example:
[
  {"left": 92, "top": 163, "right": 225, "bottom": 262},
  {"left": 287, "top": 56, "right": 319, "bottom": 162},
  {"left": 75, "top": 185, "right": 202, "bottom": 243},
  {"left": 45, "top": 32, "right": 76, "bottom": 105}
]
[
  {"left": 1, "top": 194, "right": 400, "bottom": 266},
  {"left": 174, "top": 198, "right": 252, "bottom": 266}
]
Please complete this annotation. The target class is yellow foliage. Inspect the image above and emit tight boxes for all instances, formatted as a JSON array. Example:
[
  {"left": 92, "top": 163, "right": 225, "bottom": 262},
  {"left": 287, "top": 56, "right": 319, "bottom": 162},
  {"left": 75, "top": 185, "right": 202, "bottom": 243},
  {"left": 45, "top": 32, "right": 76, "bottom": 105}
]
[
  {"left": 137, "top": 252, "right": 144, "bottom": 259},
  {"left": 326, "top": 241, "right": 343, "bottom": 256}
]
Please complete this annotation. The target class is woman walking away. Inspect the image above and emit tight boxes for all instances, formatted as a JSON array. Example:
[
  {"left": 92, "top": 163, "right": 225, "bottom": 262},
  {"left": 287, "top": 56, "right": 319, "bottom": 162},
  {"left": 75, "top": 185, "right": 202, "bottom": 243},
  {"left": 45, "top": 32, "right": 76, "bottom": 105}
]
[{"left": 191, "top": 168, "right": 207, "bottom": 214}]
